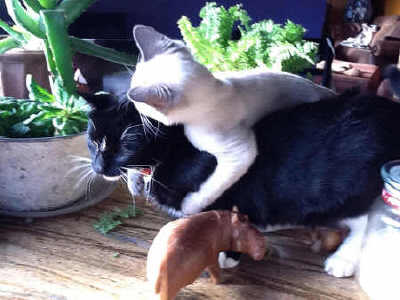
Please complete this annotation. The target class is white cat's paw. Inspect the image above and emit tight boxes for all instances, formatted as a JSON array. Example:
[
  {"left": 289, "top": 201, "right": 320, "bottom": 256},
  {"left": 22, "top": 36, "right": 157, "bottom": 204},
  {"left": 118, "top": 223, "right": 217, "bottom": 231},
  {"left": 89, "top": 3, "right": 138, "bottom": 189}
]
[
  {"left": 218, "top": 252, "right": 240, "bottom": 269},
  {"left": 181, "top": 193, "right": 205, "bottom": 215},
  {"left": 127, "top": 172, "right": 144, "bottom": 196},
  {"left": 324, "top": 253, "right": 357, "bottom": 278}
]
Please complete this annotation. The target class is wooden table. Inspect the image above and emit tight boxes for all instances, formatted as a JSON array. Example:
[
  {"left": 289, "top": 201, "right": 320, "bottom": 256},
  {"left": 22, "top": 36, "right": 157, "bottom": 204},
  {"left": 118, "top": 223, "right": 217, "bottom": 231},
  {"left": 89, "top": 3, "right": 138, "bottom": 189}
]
[{"left": 0, "top": 185, "right": 369, "bottom": 300}]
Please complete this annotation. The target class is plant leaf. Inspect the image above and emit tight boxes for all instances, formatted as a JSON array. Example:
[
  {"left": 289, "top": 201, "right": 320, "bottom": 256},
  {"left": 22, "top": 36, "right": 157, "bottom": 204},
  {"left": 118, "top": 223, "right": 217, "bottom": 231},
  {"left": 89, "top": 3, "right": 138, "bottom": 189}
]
[
  {"left": 26, "top": 74, "right": 55, "bottom": 103},
  {"left": 70, "top": 37, "right": 137, "bottom": 66},
  {"left": 0, "top": 19, "right": 26, "bottom": 43},
  {"left": 23, "top": 0, "right": 44, "bottom": 13},
  {"left": 40, "top": 10, "right": 76, "bottom": 95},
  {"left": 0, "top": 36, "right": 21, "bottom": 54},
  {"left": 5, "top": 0, "right": 44, "bottom": 38},
  {"left": 37, "top": 0, "right": 57, "bottom": 9},
  {"left": 57, "top": 0, "right": 98, "bottom": 27}
]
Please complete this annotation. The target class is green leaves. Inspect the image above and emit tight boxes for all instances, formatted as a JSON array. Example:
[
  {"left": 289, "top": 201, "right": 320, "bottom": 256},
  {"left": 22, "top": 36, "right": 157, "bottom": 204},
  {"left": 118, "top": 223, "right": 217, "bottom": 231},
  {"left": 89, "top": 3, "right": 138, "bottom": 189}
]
[
  {"left": 198, "top": 3, "right": 250, "bottom": 48},
  {"left": 37, "top": 0, "right": 57, "bottom": 9},
  {"left": 0, "top": 76, "right": 89, "bottom": 138},
  {"left": 178, "top": 2, "right": 318, "bottom": 73},
  {"left": 93, "top": 205, "right": 142, "bottom": 235},
  {"left": 26, "top": 74, "right": 55, "bottom": 103}
]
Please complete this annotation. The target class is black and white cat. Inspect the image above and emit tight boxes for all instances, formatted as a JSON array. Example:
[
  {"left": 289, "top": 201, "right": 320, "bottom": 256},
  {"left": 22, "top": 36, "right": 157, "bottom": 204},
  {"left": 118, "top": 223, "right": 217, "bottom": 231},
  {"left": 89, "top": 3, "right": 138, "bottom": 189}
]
[
  {"left": 127, "top": 25, "right": 336, "bottom": 215},
  {"left": 84, "top": 66, "right": 400, "bottom": 278}
]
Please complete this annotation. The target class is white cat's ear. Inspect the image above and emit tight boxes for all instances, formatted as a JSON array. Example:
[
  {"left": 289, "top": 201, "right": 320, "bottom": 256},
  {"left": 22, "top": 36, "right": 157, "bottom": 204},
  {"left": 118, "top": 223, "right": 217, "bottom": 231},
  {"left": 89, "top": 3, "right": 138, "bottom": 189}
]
[
  {"left": 127, "top": 86, "right": 171, "bottom": 110},
  {"left": 133, "top": 25, "right": 171, "bottom": 61}
]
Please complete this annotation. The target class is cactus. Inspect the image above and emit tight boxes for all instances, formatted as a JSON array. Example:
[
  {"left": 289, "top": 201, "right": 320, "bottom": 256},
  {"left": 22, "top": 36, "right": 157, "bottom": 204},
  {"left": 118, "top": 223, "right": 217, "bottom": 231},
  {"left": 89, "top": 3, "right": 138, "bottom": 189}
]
[
  {"left": 0, "top": 0, "right": 137, "bottom": 97},
  {"left": 0, "top": 0, "right": 137, "bottom": 137}
]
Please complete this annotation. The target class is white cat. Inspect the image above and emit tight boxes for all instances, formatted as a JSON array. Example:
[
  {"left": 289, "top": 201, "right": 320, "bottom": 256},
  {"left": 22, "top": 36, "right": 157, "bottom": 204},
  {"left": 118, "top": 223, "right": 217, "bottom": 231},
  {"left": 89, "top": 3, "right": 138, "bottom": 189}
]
[{"left": 127, "top": 25, "right": 336, "bottom": 215}]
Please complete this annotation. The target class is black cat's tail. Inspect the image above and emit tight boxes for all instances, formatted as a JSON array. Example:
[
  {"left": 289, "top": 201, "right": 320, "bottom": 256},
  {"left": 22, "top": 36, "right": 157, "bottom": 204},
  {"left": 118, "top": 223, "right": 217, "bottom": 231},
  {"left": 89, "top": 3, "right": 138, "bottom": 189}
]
[{"left": 384, "top": 64, "right": 400, "bottom": 98}]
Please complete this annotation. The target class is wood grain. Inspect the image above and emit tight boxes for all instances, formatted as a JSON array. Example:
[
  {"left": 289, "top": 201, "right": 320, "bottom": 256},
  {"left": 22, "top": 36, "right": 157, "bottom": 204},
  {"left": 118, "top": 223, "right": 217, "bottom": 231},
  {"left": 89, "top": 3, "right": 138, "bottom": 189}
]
[{"left": 0, "top": 184, "right": 369, "bottom": 300}]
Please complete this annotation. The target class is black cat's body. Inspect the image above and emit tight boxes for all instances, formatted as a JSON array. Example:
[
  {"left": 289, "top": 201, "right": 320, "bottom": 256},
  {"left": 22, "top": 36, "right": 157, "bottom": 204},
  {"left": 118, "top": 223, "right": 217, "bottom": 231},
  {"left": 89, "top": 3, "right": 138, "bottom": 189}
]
[
  {"left": 86, "top": 89, "right": 400, "bottom": 227},
  {"left": 149, "top": 92, "right": 400, "bottom": 227}
]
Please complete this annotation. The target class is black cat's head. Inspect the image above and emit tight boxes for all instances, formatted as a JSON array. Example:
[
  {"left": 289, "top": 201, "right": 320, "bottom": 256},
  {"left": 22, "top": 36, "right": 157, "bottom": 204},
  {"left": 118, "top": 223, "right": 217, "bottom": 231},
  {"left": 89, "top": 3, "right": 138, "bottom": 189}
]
[{"left": 83, "top": 93, "right": 166, "bottom": 181}]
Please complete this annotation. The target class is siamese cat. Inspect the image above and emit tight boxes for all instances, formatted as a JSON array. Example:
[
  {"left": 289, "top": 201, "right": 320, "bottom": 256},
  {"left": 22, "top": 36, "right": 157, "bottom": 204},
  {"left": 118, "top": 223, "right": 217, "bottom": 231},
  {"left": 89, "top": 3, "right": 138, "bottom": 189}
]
[{"left": 127, "top": 25, "right": 336, "bottom": 215}]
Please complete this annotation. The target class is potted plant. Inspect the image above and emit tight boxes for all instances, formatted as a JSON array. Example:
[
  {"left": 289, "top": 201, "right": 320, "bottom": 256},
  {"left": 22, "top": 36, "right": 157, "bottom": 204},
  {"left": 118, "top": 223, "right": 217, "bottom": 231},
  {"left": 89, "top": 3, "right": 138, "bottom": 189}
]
[
  {"left": 0, "top": 0, "right": 137, "bottom": 217},
  {"left": 178, "top": 2, "right": 319, "bottom": 74}
]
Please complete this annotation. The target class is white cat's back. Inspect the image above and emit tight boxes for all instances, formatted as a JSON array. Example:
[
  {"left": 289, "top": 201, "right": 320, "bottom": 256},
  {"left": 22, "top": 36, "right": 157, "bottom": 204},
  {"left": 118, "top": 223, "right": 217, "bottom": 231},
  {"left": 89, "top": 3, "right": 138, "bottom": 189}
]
[{"left": 215, "top": 68, "right": 335, "bottom": 126}]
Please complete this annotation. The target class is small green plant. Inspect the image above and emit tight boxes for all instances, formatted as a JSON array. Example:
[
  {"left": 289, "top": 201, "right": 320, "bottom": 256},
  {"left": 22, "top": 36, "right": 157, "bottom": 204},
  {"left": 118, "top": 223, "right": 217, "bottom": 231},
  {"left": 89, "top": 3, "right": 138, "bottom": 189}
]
[
  {"left": 178, "top": 2, "right": 318, "bottom": 74},
  {"left": 0, "top": 76, "right": 88, "bottom": 137},
  {"left": 93, "top": 205, "right": 142, "bottom": 235},
  {"left": 0, "top": 0, "right": 137, "bottom": 138}
]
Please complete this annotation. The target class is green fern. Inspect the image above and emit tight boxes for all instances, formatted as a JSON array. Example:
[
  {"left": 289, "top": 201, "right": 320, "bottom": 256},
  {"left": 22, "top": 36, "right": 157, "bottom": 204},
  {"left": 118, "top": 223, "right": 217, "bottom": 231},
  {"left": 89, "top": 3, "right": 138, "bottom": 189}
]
[{"left": 177, "top": 2, "right": 318, "bottom": 74}]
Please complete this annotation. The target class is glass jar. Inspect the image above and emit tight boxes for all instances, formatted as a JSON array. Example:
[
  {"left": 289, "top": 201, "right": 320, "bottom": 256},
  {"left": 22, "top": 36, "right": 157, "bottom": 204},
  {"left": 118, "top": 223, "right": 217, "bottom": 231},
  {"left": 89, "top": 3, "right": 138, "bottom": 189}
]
[{"left": 358, "top": 160, "right": 400, "bottom": 300}]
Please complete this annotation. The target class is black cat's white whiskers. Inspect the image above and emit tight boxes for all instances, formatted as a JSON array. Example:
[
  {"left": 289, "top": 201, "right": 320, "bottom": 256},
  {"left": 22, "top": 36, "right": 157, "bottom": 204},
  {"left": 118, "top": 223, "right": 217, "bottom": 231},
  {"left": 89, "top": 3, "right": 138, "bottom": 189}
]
[
  {"left": 122, "top": 165, "right": 153, "bottom": 168},
  {"left": 148, "top": 174, "right": 172, "bottom": 191},
  {"left": 120, "top": 124, "right": 144, "bottom": 141},
  {"left": 121, "top": 133, "right": 140, "bottom": 142},
  {"left": 68, "top": 155, "right": 92, "bottom": 163},
  {"left": 75, "top": 168, "right": 95, "bottom": 189},
  {"left": 85, "top": 173, "right": 97, "bottom": 203},
  {"left": 120, "top": 172, "right": 128, "bottom": 185},
  {"left": 66, "top": 162, "right": 92, "bottom": 177}
]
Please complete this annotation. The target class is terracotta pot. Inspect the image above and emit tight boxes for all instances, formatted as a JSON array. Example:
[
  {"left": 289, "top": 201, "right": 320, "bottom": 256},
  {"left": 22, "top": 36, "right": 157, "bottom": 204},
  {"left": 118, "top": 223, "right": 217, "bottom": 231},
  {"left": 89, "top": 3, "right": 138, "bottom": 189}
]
[{"left": 0, "top": 49, "right": 50, "bottom": 99}]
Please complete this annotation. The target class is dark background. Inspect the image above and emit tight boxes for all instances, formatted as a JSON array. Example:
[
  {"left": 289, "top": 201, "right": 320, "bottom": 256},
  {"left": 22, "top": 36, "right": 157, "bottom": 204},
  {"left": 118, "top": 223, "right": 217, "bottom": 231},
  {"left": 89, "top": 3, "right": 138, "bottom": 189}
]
[{"left": 0, "top": 0, "right": 327, "bottom": 39}]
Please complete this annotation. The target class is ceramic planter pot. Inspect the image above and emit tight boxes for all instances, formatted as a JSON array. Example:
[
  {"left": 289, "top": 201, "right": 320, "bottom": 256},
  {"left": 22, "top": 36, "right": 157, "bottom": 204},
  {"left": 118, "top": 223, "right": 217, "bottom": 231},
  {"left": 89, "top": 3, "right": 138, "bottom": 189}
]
[
  {"left": 0, "top": 133, "right": 117, "bottom": 217},
  {"left": 0, "top": 49, "right": 51, "bottom": 99}
]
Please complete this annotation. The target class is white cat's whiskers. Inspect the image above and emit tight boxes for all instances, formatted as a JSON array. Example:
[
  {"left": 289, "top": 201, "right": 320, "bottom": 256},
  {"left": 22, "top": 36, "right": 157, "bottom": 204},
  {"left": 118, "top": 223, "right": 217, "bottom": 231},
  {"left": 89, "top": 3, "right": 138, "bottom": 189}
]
[
  {"left": 140, "top": 113, "right": 161, "bottom": 137},
  {"left": 139, "top": 113, "right": 150, "bottom": 138},
  {"left": 124, "top": 65, "right": 135, "bottom": 75}
]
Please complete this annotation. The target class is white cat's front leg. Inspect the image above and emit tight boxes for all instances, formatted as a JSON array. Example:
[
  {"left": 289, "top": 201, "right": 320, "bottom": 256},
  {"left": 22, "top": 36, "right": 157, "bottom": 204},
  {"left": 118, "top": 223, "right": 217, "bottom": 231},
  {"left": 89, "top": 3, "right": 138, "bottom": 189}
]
[
  {"left": 127, "top": 169, "right": 144, "bottom": 196},
  {"left": 181, "top": 130, "right": 257, "bottom": 215}
]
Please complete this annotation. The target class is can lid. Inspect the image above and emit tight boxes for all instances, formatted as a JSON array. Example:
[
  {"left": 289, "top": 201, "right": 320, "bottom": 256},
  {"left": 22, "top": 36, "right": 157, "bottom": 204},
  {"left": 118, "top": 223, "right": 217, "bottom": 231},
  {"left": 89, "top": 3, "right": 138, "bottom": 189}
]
[{"left": 381, "top": 160, "right": 400, "bottom": 189}]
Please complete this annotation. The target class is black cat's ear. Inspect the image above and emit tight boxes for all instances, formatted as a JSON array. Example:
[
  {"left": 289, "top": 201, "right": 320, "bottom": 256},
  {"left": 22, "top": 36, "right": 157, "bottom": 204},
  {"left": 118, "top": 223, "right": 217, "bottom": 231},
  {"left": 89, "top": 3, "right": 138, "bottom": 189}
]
[
  {"left": 80, "top": 92, "right": 115, "bottom": 110},
  {"left": 133, "top": 25, "right": 172, "bottom": 61},
  {"left": 127, "top": 86, "right": 172, "bottom": 110}
]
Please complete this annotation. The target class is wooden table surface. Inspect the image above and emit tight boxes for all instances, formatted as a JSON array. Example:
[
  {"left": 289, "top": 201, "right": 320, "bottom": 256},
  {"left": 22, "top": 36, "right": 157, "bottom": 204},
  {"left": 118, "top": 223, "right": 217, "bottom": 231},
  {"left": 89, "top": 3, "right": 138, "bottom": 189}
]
[{"left": 0, "top": 185, "right": 369, "bottom": 300}]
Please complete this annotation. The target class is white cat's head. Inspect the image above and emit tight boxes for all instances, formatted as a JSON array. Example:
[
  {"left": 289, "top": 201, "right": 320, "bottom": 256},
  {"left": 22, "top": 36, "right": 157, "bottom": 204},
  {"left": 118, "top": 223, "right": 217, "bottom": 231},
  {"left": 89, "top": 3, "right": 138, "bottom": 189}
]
[{"left": 128, "top": 25, "right": 218, "bottom": 125}]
